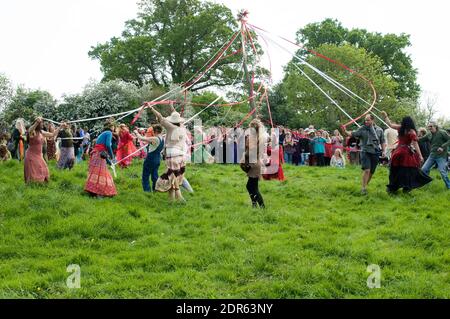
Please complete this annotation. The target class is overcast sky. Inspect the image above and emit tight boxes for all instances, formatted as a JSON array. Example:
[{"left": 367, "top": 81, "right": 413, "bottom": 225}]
[{"left": 0, "top": 0, "right": 448, "bottom": 118}]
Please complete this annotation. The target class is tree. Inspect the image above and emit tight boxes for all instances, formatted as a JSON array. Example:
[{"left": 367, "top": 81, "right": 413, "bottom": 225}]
[
  {"left": 58, "top": 80, "right": 146, "bottom": 128},
  {"left": 279, "top": 44, "right": 399, "bottom": 129},
  {"left": 89, "top": 0, "right": 243, "bottom": 91},
  {"left": 0, "top": 73, "right": 13, "bottom": 113},
  {"left": 1, "top": 87, "right": 57, "bottom": 127},
  {"left": 296, "top": 19, "right": 420, "bottom": 100}
]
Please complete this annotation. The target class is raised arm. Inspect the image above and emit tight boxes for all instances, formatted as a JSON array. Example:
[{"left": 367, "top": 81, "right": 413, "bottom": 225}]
[
  {"left": 28, "top": 117, "right": 42, "bottom": 137},
  {"left": 381, "top": 111, "right": 401, "bottom": 130},
  {"left": 148, "top": 105, "right": 164, "bottom": 122},
  {"left": 41, "top": 124, "right": 61, "bottom": 139},
  {"left": 134, "top": 130, "right": 156, "bottom": 144}
]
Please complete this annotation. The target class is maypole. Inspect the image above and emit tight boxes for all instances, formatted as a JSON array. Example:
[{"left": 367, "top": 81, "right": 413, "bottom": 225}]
[{"left": 237, "top": 9, "right": 257, "bottom": 118}]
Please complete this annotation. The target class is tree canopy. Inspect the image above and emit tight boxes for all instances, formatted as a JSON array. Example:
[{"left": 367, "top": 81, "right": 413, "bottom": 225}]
[
  {"left": 278, "top": 44, "right": 399, "bottom": 129},
  {"left": 296, "top": 18, "right": 420, "bottom": 100},
  {"left": 89, "top": 0, "right": 242, "bottom": 91}
]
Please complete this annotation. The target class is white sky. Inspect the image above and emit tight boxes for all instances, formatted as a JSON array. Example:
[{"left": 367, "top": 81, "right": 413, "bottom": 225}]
[{"left": 0, "top": 0, "right": 449, "bottom": 118}]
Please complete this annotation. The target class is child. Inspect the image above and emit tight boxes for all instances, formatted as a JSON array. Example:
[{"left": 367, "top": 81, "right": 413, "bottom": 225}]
[{"left": 330, "top": 148, "right": 346, "bottom": 168}]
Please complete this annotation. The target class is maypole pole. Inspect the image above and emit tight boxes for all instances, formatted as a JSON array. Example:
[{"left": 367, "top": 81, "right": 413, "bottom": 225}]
[{"left": 237, "top": 9, "right": 257, "bottom": 119}]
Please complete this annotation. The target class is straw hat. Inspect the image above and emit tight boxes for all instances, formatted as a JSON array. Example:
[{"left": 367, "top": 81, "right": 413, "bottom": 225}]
[{"left": 165, "top": 111, "right": 185, "bottom": 124}]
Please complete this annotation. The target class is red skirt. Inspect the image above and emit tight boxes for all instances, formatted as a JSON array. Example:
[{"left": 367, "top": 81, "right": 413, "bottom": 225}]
[
  {"left": 116, "top": 141, "right": 138, "bottom": 168},
  {"left": 391, "top": 145, "right": 420, "bottom": 168},
  {"left": 84, "top": 150, "right": 117, "bottom": 197}
]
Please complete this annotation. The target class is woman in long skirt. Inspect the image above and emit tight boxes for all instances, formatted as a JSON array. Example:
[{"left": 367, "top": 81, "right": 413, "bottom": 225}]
[
  {"left": 148, "top": 106, "right": 187, "bottom": 202},
  {"left": 56, "top": 122, "right": 75, "bottom": 169},
  {"left": 46, "top": 123, "right": 57, "bottom": 160},
  {"left": 84, "top": 122, "right": 117, "bottom": 197},
  {"left": 382, "top": 112, "right": 432, "bottom": 193},
  {"left": 116, "top": 124, "right": 138, "bottom": 168},
  {"left": 24, "top": 117, "right": 60, "bottom": 184}
]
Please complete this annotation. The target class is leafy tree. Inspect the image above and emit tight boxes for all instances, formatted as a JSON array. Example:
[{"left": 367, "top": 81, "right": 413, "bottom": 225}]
[
  {"left": 280, "top": 44, "right": 399, "bottom": 129},
  {"left": 57, "top": 80, "right": 144, "bottom": 128},
  {"left": 89, "top": 0, "right": 243, "bottom": 91},
  {"left": 296, "top": 18, "right": 420, "bottom": 100},
  {"left": 0, "top": 73, "right": 13, "bottom": 113},
  {"left": 1, "top": 87, "right": 57, "bottom": 127}
]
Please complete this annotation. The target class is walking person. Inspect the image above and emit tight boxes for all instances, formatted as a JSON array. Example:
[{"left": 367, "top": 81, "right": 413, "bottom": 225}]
[
  {"left": 116, "top": 124, "right": 138, "bottom": 168},
  {"left": 381, "top": 112, "right": 432, "bottom": 193},
  {"left": 134, "top": 124, "right": 165, "bottom": 192},
  {"left": 240, "top": 119, "right": 265, "bottom": 209},
  {"left": 418, "top": 121, "right": 450, "bottom": 190},
  {"left": 343, "top": 114, "right": 386, "bottom": 195},
  {"left": 84, "top": 121, "right": 117, "bottom": 197}
]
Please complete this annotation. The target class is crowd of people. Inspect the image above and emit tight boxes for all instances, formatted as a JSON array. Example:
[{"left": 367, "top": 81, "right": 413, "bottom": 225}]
[{"left": 1, "top": 108, "right": 450, "bottom": 208}]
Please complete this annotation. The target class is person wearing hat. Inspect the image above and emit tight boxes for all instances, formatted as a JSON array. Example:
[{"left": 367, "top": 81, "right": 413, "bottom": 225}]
[{"left": 148, "top": 106, "right": 187, "bottom": 202}]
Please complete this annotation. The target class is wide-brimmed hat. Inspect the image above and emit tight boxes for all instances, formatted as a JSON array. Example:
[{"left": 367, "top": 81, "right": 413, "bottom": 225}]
[{"left": 165, "top": 111, "right": 184, "bottom": 124}]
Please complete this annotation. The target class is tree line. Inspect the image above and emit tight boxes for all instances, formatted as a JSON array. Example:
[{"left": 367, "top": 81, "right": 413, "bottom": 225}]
[{"left": 1, "top": 0, "right": 447, "bottom": 132}]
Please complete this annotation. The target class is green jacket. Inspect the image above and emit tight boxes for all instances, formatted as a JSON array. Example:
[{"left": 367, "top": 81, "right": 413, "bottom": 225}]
[{"left": 419, "top": 130, "right": 450, "bottom": 158}]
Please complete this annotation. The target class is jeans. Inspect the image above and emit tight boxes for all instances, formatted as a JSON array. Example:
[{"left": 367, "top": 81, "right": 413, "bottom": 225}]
[
  {"left": 422, "top": 155, "right": 450, "bottom": 189},
  {"left": 284, "top": 153, "right": 293, "bottom": 164},
  {"left": 142, "top": 156, "right": 160, "bottom": 192}
]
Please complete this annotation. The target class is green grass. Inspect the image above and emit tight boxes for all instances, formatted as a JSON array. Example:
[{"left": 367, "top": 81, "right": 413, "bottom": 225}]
[{"left": 0, "top": 159, "right": 449, "bottom": 299}]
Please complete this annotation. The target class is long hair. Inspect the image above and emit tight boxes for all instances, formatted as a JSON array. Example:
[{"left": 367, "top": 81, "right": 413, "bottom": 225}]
[
  {"left": 399, "top": 116, "right": 417, "bottom": 137},
  {"left": 15, "top": 118, "right": 26, "bottom": 135}
]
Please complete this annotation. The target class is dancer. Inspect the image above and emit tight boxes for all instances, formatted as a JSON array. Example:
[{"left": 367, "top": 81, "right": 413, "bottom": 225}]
[
  {"left": 24, "top": 117, "right": 60, "bottom": 184},
  {"left": 57, "top": 121, "right": 75, "bottom": 170},
  {"left": 381, "top": 112, "right": 432, "bottom": 193},
  {"left": 343, "top": 114, "right": 386, "bottom": 195},
  {"left": 46, "top": 123, "right": 57, "bottom": 160},
  {"left": 84, "top": 121, "right": 117, "bottom": 197},
  {"left": 418, "top": 121, "right": 450, "bottom": 190},
  {"left": 116, "top": 124, "right": 138, "bottom": 168},
  {"left": 134, "top": 124, "right": 165, "bottom": 192},
  {"left": 262, "top": 133, "right": 285, "bottom": 181},
  {"left": 148, "top": 106, "right": 187, "bottom": 202},
  {"left": 240, "top": 119, "right": 265, "bottom": 209}
]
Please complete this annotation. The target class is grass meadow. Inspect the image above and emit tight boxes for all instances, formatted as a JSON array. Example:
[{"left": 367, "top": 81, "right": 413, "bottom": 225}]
[{"left": 0, "top": 159, "right": 449, "bottom": 298}]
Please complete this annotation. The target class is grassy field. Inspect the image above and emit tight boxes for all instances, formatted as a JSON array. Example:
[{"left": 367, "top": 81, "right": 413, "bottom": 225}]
[{"left": 0, "top": 159, "right": 449, "bottom": 299}]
